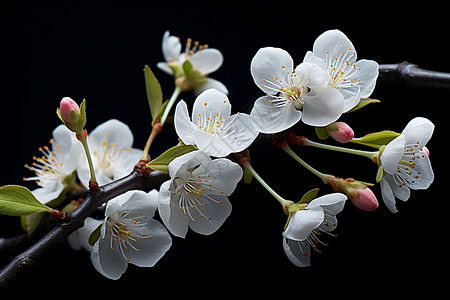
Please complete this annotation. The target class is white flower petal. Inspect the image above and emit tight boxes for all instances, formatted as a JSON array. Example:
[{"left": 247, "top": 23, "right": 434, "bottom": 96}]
[
  {"left": 380, "top": 134, "right": 406, "bottom": 174},
  {"left": 353, "top": 59, "right": 379, "bottom": 98},
  {"left": 190, "top": 48, "right": 223, "bottom": 75},
  {"left": 32, "top": 181, "right": 65, "bottom": 205},
  {"left": 306, "top": 193, "right": 347, "bottom": 215},
  {"left": 68, "top": 217, "right": 102, "bottom": 252},
  {"left": 89, "top": 119, "right": 134, "bottom": 150},
  {"left": 52, "top": 125, "right": 82, "bottom": 173},
  {"left": 91, "top": 237, "right": 128, "bottom": 280},
  {"left": 301, "top": 85, "right": 345, "bottom": 127},
  {"left": 192, "top": 89, "right": 231, "bottom": 122},
  {"left": 174, "top": 100, "right": 197, "bottom": 146},
  {"left": 194, "top": 77, "right": 229, "bottom": 96},
  {"left": 168, "top": 150, "right": 210, "bottom": 178},
  {"left": 284, "top": 206, "right": 324, "bottom": 241},
  {"left": 402, "top": 117, "right": 435, "bottom": 149},
  {"left": 294, "top": 62, "right": 328, "bottom": 87},
  {"left": 226, "top": 113, "right": 259, "bottom": 151},
  {"left": 162, "top": 31, "right": 182, "bottom": 62},
  {"left": 380, "top": 177, "right": 398, "bottom": 213},
  {"left": 156, "top": 62, "right": 173, "bottom": 75},
  {"left": 383, "top": 174, "right": 410, "bottom": 201},
  {"left": 193, "top": 158, "right": 243, "bottom": 196},
  {"left": 251, "top": 47, "right": 294, "bottom": 95},
  {"left": 313, "top": 29, "right": 356, "bottom": 62},
  {"left": 192, "top": 131, "right": 236, "bottom": 157},
  {"left": 187, "top": 194, "right": 232, "bottom": 235},
  {"left": 122, "top": 218, "right": 172, "bottom": 267},
  {"left": 283, "top": 237, "right": 311, "bottom": 267},
  {"left": 250, "top": 96, "right": 302, "bottom": 134}
]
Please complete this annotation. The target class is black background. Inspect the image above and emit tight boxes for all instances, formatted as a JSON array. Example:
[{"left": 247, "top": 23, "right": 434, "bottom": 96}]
[{"left": 1, "top": 1, "right": 448, "bottom": 295}]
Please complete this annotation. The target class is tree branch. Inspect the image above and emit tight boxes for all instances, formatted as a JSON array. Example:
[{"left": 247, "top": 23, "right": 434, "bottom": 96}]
[
  {"left": 0, "top": 167, "right": 169, "bottom": 288},
  {"left": 378, "top": 62, "right": 450, "bottom": 89}
]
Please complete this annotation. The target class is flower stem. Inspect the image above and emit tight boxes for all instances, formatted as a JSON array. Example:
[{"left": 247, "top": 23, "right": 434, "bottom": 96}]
[
  {"left": 141, "top": 122, "right": 163, "bottom": 160},
  {"left": 303, "top": 139, "right": 378, "bottom": 161},
  {"left": 242, "top": 161, "right": 290, "bottom": 207},
  {"left": 282, "top": 144, "right": 329, "bottom": 183},
  {"left": 77, "top": 132, "right": 97, "bottom": 185},
  {"left": 160, "top": 85, "right": 182, "bottom": 127}
]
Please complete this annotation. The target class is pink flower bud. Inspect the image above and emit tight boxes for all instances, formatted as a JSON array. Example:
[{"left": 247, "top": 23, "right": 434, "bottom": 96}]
[
  {"left": 350, "top": 187, "right": 379, "bottom": 211},
  {"left": 422, "top": 146, "right": 430, "bottom": 156},
  {"left": 328, "top": 122, "right": 354, "bottom": 143},
  {"left": 60, "top": 97, "right": 80, "bottom": 124}
]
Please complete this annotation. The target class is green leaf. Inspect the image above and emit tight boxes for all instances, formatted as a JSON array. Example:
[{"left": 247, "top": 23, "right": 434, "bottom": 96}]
[
  {"left": 298, "top": 188, "right": 320, "bottom": 204},
  {"left": 347, "top": 98, "right": 380, "bottom": 113},
  {"left": 144, "top": 65, "right": 163, "bottom": 123},
  {"left": 182, "top": 60, "right": 207, "bottom": 90},
  {"left": 89, "top": 223, "right": 103, "bottom": 246},
  {"left": 147, "top": 144, "right": 198, "bottom": 174},
  {"left": 351, "top": 130, "right": 400, "bottom": 149},
  {"left": 243, "top": 168, "right": 253, "bottom": 184},
  {"left": 21, "top": 212, "right": 47, "bottom": 237},
  {"left": 376, "top": 165, "right": 384, "bottom": 183},
  {"left": 0, "top": 185, "right": 53, "bottom": 216},
  {"left": 315, "top": 126, "right": 330, "bottom": 140}
]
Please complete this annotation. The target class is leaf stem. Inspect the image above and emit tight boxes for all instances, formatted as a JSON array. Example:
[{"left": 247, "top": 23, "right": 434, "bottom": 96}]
[
  {"left": 302, "top": 139, "right": 378, "bottom": 161},
  {"left": 242, "top": 161, "right": 290, "bottom": 207},
  {"left": 160, "top": 85, "right": 182, "bottom": 127}
]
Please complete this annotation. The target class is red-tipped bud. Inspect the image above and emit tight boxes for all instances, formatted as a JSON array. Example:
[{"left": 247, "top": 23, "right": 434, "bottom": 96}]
[
  {"left": 331, "top": 178, "right": 379, "bottom": 211},
  {"left": 60, "top": 97, "right": 80, "bottom": 123},
  {"left": 350, "top": 187, "right": 379, "bottom": 211},
  {"left": 57, "top": 97, "right": 86, "bottom": 135},
  {"left": 328, "top": 122, "right": 354, "bottom": 143}
]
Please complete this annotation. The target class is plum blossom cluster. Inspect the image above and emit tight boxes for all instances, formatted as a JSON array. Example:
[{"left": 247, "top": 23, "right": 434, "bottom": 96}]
[{"left": 0, "top": 29, "right": 437, "bottom": 283}]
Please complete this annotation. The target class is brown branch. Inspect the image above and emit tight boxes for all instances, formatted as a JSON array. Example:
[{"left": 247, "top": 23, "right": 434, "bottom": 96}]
[
  {"left": 0, "top": 167, "right": 169, "bottom": 288},
  {"left": 378, "top": 62, "right": 450, "bottom": 89}
]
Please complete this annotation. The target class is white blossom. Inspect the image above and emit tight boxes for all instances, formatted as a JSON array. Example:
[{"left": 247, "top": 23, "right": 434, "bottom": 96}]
[
  {"left": 250, "top": 47, "right": 345, "bottom": 133},
  {"left": 380, "top": 117, "right": 434, "bottom": 213},
  {"left": 158, "top": 150, "right": 242, "bottom": 238},
  {"left": 77, "top": 119, "right": 142, "bottom": 187},
  {"left": 24, "top": 125, "right": 82, "bottom": 204},
  {"left": 91, "top": 190, "right": 172, "bottom": 280},
  {"left": 283, "top": 193, "right": 346, "bottom": 267},
  {"left": 303, "top": 29, "right": 379, "bottom": 112},
  {"left": 174, "top": 89, "right": 258, "bottom": 157},
  {"left": 157, "top": 31, "right": 228, "bottom": 95}
]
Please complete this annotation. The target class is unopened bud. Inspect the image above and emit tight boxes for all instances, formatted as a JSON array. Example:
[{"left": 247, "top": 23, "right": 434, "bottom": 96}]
[
  {"left": 332, "top": 178, "right": 379, "bottom": 211},
  {"left": 60, "top": 97, "right": 80, "bottom": 123},
  {"left": 349, "top": 187, "right": 379, "bottom": 211},
  {"left": 328, "top": 122, "right": 354, "bottom": 143},
  {"left": 57, "top": 97, "right": 86, "bottom": 135}
]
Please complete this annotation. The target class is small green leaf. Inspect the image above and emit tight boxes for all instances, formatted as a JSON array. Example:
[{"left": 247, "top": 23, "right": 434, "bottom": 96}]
[
  {"left": 347, "top": 98, "right": 380, "bottom": 113},
  {"left": 182, "top": 60, "right": 193, "bottom": 75},
  {"left": 351, "top": 130, "right": 400, "bottom": 149},
  {"left": 21, "top": 212, "right": 48, "bottom": 237},
  {"left": 144, "top": 65, "right": 163, "bottom": 123},
  {"left": 376, "top": 165, "right": 384, "bottom": 183},
  {"left": 299, "top": 188, "right": 320, "bottom": 204},
  {"left": 315, "top": 126, "right": 330, "bottom": 140},
  {"left": 0, "top": 185, "right": 53, "bottom": 216},
  {"left": 243, "top": 168, "right": 253, "bottom": 184},
  {"left": 89, "top": 223, "right": 103, "bottom": 246},
  {"left": 147, "top": 144, "right": 198, "bottom": 174}
]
